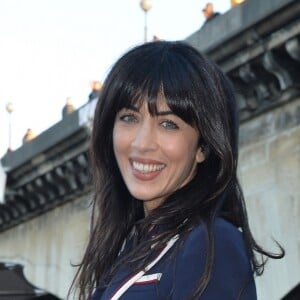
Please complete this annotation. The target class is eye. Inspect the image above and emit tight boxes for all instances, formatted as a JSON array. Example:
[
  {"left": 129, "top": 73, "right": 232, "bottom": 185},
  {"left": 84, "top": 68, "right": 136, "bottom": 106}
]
[
  {"left": 119, "top": 114, "right": 137, "bottom": 123},
  {"left": 160, "top": 120, "right": 179, "bottom": 130}
]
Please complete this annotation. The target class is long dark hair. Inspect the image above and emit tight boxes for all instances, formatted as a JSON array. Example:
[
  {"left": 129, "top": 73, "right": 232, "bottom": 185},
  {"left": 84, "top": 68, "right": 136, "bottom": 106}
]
[{"left": 71, "top": 41, "right": 284, "bottom": 299}]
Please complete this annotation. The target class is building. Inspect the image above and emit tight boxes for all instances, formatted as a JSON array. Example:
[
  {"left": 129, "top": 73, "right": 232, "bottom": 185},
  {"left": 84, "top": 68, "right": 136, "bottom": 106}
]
[
  {"left": 1, "top": 0, "right": 299, "bottom": 298},
  {"left": 0, "top": 101, "right": 95, "bottom": 298},
  {"left": 186, "top": 0, "right": 300, "bottom": 298}
]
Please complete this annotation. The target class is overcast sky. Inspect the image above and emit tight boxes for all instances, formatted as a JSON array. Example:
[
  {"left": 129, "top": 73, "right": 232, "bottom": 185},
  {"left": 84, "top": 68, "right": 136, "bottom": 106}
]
[{"left": 0, "top": 0, "right": 231, "bottom": 157}]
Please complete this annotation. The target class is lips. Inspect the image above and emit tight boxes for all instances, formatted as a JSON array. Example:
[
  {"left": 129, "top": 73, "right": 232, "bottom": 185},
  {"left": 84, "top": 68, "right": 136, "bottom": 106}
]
[{"left": 130, "top": 158, "right": 166, "bottom": 180}]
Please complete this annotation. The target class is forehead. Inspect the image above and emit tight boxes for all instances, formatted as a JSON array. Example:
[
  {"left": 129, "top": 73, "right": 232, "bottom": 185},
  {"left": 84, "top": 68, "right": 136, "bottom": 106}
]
[
  {"left": 140, "top": 97, "right": 170, "bottom": 111},
  {"left": 131, "top": 101, "right": 172, "bottom": 117},
  {"left": 122, "top": 93, "right": 171, "bottom": 113}
]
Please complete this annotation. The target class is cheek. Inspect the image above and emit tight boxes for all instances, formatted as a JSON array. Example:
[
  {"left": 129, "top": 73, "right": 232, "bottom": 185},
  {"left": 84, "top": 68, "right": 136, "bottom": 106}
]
[
  {"left": 162, "top": 135, "right": 200, "bottom": 168},
  {"left": 169, "top": 129, "right": 197, "bottom": 151},
  {"left": 162, "top": 140, "right": 192, "bottom": 161},
  {"left": 113, "top": 127, "right": 125, "bottom": 156},
  {"left": 113, "top": 126, "right": 133, "bottom": 163}
]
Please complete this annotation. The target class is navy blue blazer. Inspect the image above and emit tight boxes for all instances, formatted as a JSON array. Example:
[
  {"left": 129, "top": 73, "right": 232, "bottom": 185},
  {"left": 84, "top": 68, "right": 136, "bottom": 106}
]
[{"left": 92, "top": 218, "right": 257, "bottom": 299}]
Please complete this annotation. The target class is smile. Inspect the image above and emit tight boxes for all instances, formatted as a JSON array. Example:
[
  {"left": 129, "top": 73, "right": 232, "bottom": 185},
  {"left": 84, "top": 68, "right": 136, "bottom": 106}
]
[{"left": 132, "top": 161, "right": 166, "bottom": 173}]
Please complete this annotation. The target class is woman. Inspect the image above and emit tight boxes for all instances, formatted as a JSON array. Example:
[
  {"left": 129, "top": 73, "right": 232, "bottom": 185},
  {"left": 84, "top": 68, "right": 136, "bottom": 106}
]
[{"left": 72, "top": 41, "right": 284, "bottom": 299}]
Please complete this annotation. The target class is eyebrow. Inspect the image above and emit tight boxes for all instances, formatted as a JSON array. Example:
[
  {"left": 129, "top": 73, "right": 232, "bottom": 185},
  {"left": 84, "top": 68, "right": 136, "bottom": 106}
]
[
  {"left": 156, "top": 110, "right": 174, "bottom": 116},
  {"left": 125, "top": 105, "right": 174, "bottom": 116}
]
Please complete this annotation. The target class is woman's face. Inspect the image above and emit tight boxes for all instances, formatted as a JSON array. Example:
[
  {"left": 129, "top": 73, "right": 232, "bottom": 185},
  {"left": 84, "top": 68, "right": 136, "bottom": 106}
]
[{"left": 113, "top": 100, "right": 204, "bottom": 215}]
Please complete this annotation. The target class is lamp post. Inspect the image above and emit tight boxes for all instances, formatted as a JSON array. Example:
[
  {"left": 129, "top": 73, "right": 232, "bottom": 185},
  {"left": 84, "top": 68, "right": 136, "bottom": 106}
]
[
  {"left": 231, "top": 0, "right": 245, "bottom": 6},
  {"left": 5, "top": 102, "right": 14, "bottom": 151},
  {"left": 140, "top": 0, "right": 152, "bottom": 43}
]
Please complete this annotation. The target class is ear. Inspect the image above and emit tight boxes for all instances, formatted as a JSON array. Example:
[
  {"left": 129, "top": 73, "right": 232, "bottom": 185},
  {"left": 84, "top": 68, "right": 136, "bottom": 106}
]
[{"left": 196, "top": 146, "right": 205, "bottom": 163}]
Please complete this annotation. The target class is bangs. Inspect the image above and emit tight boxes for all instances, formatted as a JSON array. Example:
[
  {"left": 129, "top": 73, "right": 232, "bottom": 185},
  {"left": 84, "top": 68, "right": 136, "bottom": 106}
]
[{"left": 110, "top": 44, "right": 201, "bottom": 127}]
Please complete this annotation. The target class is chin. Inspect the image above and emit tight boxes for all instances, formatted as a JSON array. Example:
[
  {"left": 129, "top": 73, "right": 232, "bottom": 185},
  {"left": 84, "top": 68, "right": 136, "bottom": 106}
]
[
  {"left": 129, "top": 189, "right": 160, "bottom": 202},
  {"left": 131, "top": 193, "right": 155, "bottom": 202}
]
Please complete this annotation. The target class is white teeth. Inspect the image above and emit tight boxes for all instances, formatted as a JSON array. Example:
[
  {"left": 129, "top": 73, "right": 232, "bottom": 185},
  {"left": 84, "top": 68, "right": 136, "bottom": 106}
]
[{"left": 132, "top": 161, "right": 165, "bottom": 173}]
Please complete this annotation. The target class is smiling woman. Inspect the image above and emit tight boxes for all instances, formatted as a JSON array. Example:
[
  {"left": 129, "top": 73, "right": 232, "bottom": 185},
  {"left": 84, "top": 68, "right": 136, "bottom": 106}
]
[
  {"left": 113, "top": 102, "right": 204, "bottom": 214},
  {"left": 70, "top": 41, "right": 284, "bottom": 300}
]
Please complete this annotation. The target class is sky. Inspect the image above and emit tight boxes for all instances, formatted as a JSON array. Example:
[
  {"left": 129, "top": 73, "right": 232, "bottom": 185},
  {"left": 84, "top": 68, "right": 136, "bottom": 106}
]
[{"left": 0, "top": 0, "right": 231, "bottom": 157}]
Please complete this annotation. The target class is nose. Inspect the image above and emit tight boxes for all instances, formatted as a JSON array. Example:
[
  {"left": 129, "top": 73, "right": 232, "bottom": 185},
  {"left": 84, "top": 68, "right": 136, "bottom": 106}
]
[{"left": 131, "top": 121, "right": 158, "bottom": 153}]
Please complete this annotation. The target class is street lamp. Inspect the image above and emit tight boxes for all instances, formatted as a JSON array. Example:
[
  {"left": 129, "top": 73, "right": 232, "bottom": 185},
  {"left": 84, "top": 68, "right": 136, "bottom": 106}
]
[
  {"left": 5, "top": 102, "right": 14, "bottom": 151},
  {"left": 140, "top": 0, "right": 152, "bottom": 43},
  {"left": 231, "top": 0, "right": 245, "bottom": 6}
]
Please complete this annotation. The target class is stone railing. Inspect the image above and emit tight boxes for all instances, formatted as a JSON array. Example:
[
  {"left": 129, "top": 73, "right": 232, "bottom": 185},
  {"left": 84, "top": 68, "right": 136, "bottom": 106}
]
[
  {"left": 186, "top": 0, "right": 300, "bottom": 121},
  {"left": 0, "top": 106, "right": 92, "bottom": 231}
]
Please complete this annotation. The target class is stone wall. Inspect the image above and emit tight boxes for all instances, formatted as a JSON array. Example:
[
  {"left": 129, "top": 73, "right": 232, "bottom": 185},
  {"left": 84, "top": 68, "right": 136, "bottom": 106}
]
[
  {"left": 0, "top": 193, "right": 91, "bottom": 299},
  {"left": 239, "top": 98, "right": 300, "bottom": 299}
]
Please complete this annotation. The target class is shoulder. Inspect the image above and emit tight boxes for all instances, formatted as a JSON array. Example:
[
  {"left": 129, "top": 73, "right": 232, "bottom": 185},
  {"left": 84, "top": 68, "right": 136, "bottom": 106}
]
[
  {"left": 181, "top": 218, "right": 251, "bottom": 271},
  {"left": 190, "top": 217, "right": 241, "bottom": 236},
  {"left": 172, "top": 218, "right": 256, "bottom": 299},
  {"left": 182, "top": 217, "right": 245, "bottom": 254}
]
